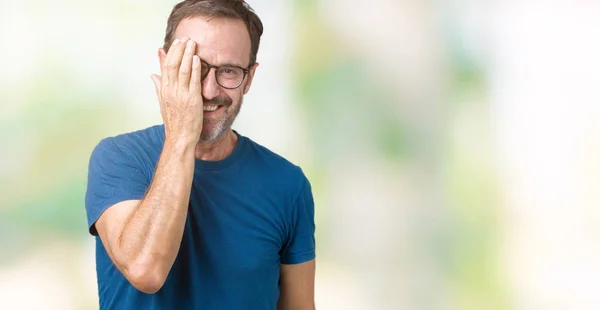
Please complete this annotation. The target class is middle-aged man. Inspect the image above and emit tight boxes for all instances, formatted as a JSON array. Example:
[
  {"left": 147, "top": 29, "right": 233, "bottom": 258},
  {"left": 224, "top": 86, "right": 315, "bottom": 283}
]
[{"left": 84, "top": 0, "right": 316, "bottom": 309}]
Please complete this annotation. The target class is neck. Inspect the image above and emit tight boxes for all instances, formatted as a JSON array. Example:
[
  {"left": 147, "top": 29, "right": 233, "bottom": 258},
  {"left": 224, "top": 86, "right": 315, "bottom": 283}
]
[{"left": 194, "top": 129, "right": 238, "bottom": 161}]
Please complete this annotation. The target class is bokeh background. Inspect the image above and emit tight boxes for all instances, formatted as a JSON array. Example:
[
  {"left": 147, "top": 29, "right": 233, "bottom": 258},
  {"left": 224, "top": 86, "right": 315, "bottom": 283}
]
[{"left": 1, "top": 0, "right": 599, "bottom": 309}]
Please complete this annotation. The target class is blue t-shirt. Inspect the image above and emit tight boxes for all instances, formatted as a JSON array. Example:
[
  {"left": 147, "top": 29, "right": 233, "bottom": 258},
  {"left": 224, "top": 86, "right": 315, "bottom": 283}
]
[{"left": 84, "top": 125, "right": 316, "bottom": 310}]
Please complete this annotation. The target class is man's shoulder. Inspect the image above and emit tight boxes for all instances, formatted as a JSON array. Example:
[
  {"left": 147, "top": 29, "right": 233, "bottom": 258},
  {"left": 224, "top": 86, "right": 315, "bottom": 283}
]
[
  {"left": 89, "top": 124, "right": 164, "bottom": 165},
  {"left": 104, "top": 124, "right": 164, "bottom": 148},
  {"left": 242, "top": 135, "right": 309, "bottom": 186},
  {"left": 92, "top": 124, "right": 164, "bottom": 153},
  {"left": 245, "top": 136, "right": 300, "bottom": 167}
]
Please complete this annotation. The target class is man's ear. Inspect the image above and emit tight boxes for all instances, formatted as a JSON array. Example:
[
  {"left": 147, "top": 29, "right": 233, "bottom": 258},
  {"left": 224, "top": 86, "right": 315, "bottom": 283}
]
[{"left": 243, "top": 62, "right": 259, "bottom": 94}]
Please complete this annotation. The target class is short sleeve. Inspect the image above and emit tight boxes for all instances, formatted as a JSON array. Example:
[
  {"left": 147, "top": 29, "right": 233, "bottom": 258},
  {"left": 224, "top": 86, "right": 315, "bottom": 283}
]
[
  {"left": 85, "top": 138, "right": 149, "bottom": 236},
  {"left": 281, "top": 175, "right": 316, "bottom": 264}
]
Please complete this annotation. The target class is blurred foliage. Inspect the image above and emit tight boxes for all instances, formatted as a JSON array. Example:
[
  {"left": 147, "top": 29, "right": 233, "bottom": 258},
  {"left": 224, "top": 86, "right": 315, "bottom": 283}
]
[
  {"left": 0, "top": 0, "right": 517, "bottom": 308},
  {"left": 0, "top": 68, "right": 130, "bottom": 264},
  {"left": 291, "top": 1, "right": 506, "bottom": 308}
]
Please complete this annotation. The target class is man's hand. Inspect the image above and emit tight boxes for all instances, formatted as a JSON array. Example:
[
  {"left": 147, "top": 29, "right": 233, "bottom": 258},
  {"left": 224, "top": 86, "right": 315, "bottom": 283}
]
[
  {"left": 151, "top": 37, "right": 203, "bottom": 144},
  {"left": 94, "top": 37, "right": 203, "bottom": 294}
]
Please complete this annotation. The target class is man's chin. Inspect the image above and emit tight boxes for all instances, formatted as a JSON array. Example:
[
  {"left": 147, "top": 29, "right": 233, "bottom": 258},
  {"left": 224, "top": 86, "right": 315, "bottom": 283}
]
[{"left": 199, "top": 127, "right": 228, "bottom": 142}]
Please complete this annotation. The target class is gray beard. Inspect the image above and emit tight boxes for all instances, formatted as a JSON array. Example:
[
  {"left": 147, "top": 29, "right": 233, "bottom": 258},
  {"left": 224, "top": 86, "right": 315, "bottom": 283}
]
[{"left": 199, "top": 98, "right": 242, "bottom": 142}]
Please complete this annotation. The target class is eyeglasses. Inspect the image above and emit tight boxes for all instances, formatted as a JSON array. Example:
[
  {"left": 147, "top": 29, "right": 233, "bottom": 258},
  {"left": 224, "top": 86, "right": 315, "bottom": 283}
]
[{"left": 201, "top": 60, "right": 250, "bottom": 89}]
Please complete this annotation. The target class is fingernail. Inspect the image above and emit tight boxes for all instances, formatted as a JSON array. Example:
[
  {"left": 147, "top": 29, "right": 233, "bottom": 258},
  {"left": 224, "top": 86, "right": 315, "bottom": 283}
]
[
  {"left": 180, "top": 37, "right": 189, "bottom": 43},
  {"left": 186, "top": 40, "right": 194, "bottom": 48},
  {"left": 172, "top": 39, "right": 179, "bottom": 46}
]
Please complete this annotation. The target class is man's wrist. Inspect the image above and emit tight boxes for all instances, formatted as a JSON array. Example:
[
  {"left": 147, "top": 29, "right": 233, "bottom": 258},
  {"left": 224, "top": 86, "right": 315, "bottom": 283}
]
[{"left": 163, "top": 135, "right": 198, "bottom": 158}]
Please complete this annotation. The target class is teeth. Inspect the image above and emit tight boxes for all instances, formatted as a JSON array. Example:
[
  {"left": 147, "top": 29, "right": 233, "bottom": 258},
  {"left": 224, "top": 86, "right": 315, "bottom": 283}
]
[{"left": 203, "top": 105, "right": 218, "bottom": 112}]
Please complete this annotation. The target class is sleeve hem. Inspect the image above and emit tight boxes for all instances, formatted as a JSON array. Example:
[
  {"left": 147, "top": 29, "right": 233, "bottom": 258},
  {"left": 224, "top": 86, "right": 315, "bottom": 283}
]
[
  {"left": 87, "top": 195, "right": 144, "bottom": 236},
  {"left": 281, "top": 250, "right": 316, "bottom": 265}
]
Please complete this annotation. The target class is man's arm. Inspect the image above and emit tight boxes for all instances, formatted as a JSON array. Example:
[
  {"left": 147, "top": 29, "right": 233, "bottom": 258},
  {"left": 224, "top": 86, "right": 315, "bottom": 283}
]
[
  {"left": 277, "top": 259, "right": 316, "bottom": 310},
  {"left": 93, "top": 37, "right": 204, "bottom": 294},
  {"left": 95, "top": 138, "right": 196, "bottom": 294}
]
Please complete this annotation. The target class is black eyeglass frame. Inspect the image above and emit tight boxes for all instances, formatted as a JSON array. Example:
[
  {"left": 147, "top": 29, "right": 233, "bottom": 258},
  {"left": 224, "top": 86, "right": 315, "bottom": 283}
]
[{"left": 200, "top": 60, "right": 251, "bottom": 90}]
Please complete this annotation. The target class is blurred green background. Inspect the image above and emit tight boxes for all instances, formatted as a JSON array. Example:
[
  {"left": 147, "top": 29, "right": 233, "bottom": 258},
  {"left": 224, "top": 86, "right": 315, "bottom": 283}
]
[{"left": 1, "top": 1, "right": 599, "bottom": 309}]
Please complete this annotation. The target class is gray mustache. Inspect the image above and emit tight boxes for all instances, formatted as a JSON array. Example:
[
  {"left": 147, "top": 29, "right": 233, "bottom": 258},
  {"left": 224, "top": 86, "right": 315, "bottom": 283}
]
[{"left": 203, "top": 96, "right": 232, "bottom": 105}]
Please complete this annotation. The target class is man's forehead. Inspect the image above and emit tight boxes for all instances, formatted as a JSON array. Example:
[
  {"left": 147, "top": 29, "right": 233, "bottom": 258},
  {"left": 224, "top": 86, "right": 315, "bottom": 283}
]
[{"left": 174, "top": 16, "right": 251, "bottom": 66}]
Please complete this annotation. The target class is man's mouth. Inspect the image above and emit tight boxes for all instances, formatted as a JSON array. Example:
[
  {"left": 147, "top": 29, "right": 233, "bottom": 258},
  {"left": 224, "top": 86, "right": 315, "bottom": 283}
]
[{"left": 203, "top": 105, "right": 221, "bottom": 112}]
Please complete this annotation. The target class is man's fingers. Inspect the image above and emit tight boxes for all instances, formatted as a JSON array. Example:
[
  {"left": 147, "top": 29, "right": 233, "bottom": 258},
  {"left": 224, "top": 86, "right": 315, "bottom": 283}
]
[
  {"left": 166, "top": 37, "right": 188, "bottom": 88},
  {"left": 150, "top": 74, "right": 162, "bottom": 99},
  {"left": 190, "top": 55, "right": 202, "bottom": 96},
  {"left": 158, "top": 48, "right": 168, "bottom": 88},
  {"left": 178, "top": 39, "right": 196, "bottom": 93}
]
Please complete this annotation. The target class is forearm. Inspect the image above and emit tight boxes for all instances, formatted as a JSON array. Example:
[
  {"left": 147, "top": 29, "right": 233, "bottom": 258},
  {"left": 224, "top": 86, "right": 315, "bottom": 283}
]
[{"left": 117, "top": 138, "right": 196, "bottom": 284}]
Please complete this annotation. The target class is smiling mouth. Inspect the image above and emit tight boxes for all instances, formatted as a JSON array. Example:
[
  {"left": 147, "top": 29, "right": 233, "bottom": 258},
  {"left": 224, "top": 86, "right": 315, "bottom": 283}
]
[{"left": 203, "top": 105, "right": 221, "bottom": 112}]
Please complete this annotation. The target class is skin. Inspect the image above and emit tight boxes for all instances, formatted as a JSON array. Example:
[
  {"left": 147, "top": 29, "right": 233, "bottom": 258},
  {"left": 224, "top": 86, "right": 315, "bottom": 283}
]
[{"left": 94, "top": 16, "right": 315, "bottom": 309}]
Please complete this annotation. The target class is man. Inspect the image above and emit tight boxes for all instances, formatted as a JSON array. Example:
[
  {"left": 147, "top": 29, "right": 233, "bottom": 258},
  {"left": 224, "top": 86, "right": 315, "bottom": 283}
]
[{"left": 84, "top": 1, "right": 316, "bottom": 309}]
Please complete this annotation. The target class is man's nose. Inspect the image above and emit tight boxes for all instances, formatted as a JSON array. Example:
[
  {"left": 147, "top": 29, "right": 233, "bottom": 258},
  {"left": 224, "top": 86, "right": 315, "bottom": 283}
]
[{"left": 202, "top": 69, "right": 220, "bottom": 100}]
